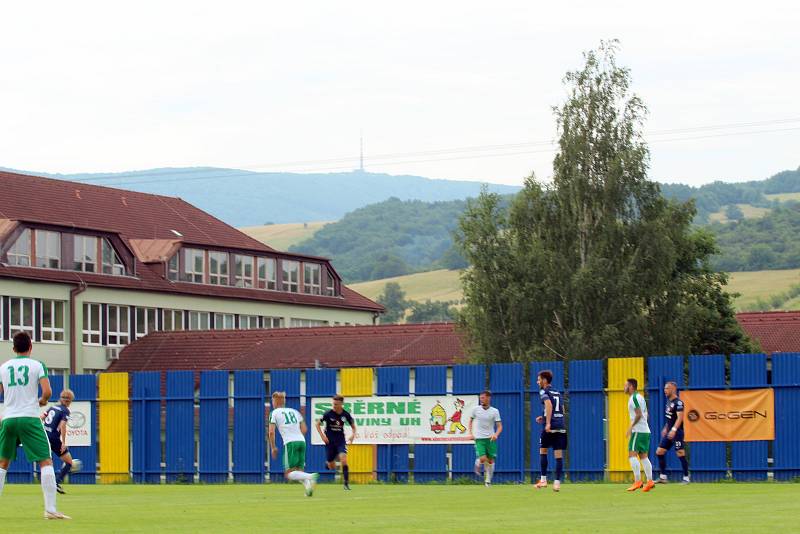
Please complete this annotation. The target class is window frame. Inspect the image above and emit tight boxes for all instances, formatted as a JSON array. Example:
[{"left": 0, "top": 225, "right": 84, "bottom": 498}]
[
  {"left": 282, "top": 260, "right": 300, "bottom": 293},
  {"left": 40, "top": 299, "right": 65, "bottom": 343},
  {"left": 208, "top": 251, "right": 229, "bottom": 286},
  {"left": 239, "top": 315, "right": 260, "bottom": 329},
  {"left": 73, "top": 235, "right": 98, "bottom": 273},
  {"left": 135, "top": 307, "right": 158, "bottom": 339},
  {"left": 264, "top": 316, "right": 284, "bottom": 329},
  {"left": 167, "top": 254, "right": 179, "bottom": 281},
  {"left": 188, "top": 310, "right": 210, "bottom": 330},
  {"left": 257, "top": 257, "right": 277, "bottom": 290},
  {"left": 82, "top": 303, "right": 102, "bottom": 345},
  {"left": 182, "top": 248, "right": 205, "bottom": 283},
  {"left": 9, "top": 297, "right": 35, "bottom": 337},
  {"left": 162, "top": 309, "right": 184, "bottom": 331},
  {"left": 7, "top": 228, "right": 32, "bottom": 266},
  {"left": 303, "top": 263, "right": 322, "bottom": 295},
  {"left": 107, "top": 304, "right": 131, "bottom": 346},
  {"left": 290, "top": 318, "right": 329, "bottom": 328},
  {"left": 214, "top": 313, "right": 235, "bottom": 330},
  {"left": 102, "top": 238, "right": 126, "bottom": 276},
  {"left": 35, "top": 230, "right": 61, "bottom": 269},
  {"left": 233, "top": 254, "right": 254, "bottom": 288}
]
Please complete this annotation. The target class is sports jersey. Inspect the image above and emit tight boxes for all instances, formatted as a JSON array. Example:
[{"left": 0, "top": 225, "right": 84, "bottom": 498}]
[
  {"left": 665, "top": 397, "right": 684, "bottom": 429},
  {"left": 539, "top": 386, "right": 565, "bottom": 430},
  {"left": 43, "top": 404, "right": 71, "bottom": 440},
  {"left": 628, "top": 392, "right": 650, "bottom": 433},
  {"left": 0, "top": 356, "right": 48, "bottom": 418},
  {"left": 471, "top": 405, "right": 501, "bottom": 439},
  {"left": 270, "top": 407, "right": 304, "bottom": 443},
  {"left": 320, "top": 409, "right": 354, "bottom": 443}
]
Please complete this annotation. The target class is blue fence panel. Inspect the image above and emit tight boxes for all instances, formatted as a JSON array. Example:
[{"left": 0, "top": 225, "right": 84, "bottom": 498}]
[
  {"left": 730, "top": 354, "right": 769, "bottom": 481},
  {"left": 69, "top": 374, "right": 97, "bottom": 484},
  {"left": 166, "top": 371, "right": 195, "bottom": 483},
  {"left": 199, "top": 371, "right": 229, "bottom": 483},
  {"left": 452, "top": 364, "right": 485, "bottom": 480},
  {"left": 567, "top": 359, "right": 604, "bottom": 481},
  {"left": 132, "top": 371, "right": 162, "bottom": 483},
  {"left": 305, "top": 369, "right": 337, "bottom": 481},
  {"left": 233, "top": 370, "right": 265, "bottom": 483},
  {"left": 269, "top": 370, "right": 301, "bottom": 482},
  {"left": 489, "top": 363, "right": 524, "bottom": 482},
  {"left": 646, "top": 356, "right": 684, "bottom": 478},
  {"left": 376, "top": 367, "right": 410, "bottom": 482},
  {"left": 688, "top": 354, "right": 727, "bottom": 481},
  {"left": 773, "top": 353, "right": 800, "bottom": 480},
  {"left": 529, "top": 361, "right": 564, "bottom": 482},
  {"left": 413, "top": 366, "right": 448, "bottom": 482}
]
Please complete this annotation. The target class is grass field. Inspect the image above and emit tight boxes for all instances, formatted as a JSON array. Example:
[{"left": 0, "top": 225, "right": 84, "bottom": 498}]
[
  {"left": 765, "top": 192, "right": 800, "bottom": 202},
  {"left": 3, "top": 483, "right": 797, "bottom": 532},
  {"left": 239, "top": 222, "right": 330, "bottom": 251},
  {"left": 707, "top": 203, "right": 772, "bottom": 223},
  {"left": 727, "top": 268, "right": 800, "bottom": 309}
]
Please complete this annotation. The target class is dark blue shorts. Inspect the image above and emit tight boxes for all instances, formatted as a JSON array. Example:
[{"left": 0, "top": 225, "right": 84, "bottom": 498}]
[
  {"left": 539, "top": 430, "right": 567, "bottom": 450},
  {"left": 658, "top": 431, "right": 685, "bottom": 452},
  {"left": 48, "top": 436, "right": 69, "bottom": 457},
  {"left": 325, "top": 441, "right": 347, "bottom": 463}
]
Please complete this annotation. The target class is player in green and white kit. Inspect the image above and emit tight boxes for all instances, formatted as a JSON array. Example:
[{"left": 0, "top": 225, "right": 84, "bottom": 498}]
[
  {"left": 625, "top": 378, "right": 655, "bottom": 492},
  {"left": 0, "top": 332, "right": 70, "bottom": 519},
  {"left": 268, "top": 391, "right": 318, "bottom": 496},
  {"left": 469, "top": 390, "right": 503, "bottom": 487}
]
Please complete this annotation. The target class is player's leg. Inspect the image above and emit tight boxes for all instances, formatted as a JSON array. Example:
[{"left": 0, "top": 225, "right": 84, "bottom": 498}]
[
  {"left": 626, "top": 433, "right": 643, "bottom": 491},
  {"left": 339, "top": 449, "right": 350, "bottom": 489},
  {"left": 19, "top": 418, "right": 69, "bottom": 518},
  {"left": 325, "top": 443, "right": 337, "bottom": 470},
  {"left": 676, "top": 443, "right": 690, "bottom": 483},
  {"left": 639, "top": 434, "right": 655, "bottom": 492},
  {"left": 0, "top": 418, "right": 18, "bottom": 496},
  {"left": 474, "top": 439, "right": 488, "bottom": 476},
  {"left": 656, "top": 433, "right": 673, "bottom": 482},
  {"left": 56, "top": 450, "right": 73, "bottom": 493},
  {"left": 553, "top": 434, "right": 566, "bottom": 492},
  {"left": 536, "top": 432, "right": 550, "bottom": 488},
  {"left": 484, "top": 441, "right": 497, "bottom": 486}
]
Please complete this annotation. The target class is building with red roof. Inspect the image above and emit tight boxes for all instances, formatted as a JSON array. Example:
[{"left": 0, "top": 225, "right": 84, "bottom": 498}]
[{"left": 735, "top": 311, "right": 800, "bottom": 354}]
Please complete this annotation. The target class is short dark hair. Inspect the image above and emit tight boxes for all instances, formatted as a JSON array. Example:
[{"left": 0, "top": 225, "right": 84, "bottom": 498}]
[
  {"left": 538, "top": 370, "right": 553, "bottom": 385},
  {"left": 480, "top": 390, "right": 492, "bottom": 397},
  {"left": 332, "top": 394, "right": 344, "bottom": 402},
  {"left": 627, "top": 378, "right": 638, "bottom": 390},
  {"left": 12, "top": 331, "right": 32, "bottom": 354}
]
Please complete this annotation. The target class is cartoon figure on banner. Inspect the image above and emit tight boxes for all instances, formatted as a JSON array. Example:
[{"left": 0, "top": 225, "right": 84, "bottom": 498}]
[
  {"left": 448, "top": 398, "right": 467, "bottom": 434},
  {"left": 430, "top": 401, "right": 447, "bottom": 433}
]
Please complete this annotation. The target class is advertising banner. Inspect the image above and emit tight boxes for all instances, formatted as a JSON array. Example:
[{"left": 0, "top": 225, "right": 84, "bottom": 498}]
[
  {"left": 0, "top": 401, "right": 93, "bottom": 447},
  {"left": 682, "top": 389, "right": 774, "bottom": 442},
  {"left": 310, "top": 395, "right": 480, "bottom": 445}
]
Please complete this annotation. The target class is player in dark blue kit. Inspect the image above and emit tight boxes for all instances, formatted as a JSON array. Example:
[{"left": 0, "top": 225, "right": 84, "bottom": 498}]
[
  {"left": 41, "top": 389, "right": 78, "bottom": 494},
  {"left": 655, "top": 381, "right": 690, "bottom": 484},
  {"left": 534, "top": 370, "right": 566, "bottom": 492},
  {"left": 315, "top": 394, "right": 357, "bottom": 490}
]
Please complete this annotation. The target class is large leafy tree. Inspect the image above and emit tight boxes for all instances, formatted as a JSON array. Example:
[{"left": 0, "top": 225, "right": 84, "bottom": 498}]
[{"left": 456, "top": 41, "right": 756, "bottom": 362}]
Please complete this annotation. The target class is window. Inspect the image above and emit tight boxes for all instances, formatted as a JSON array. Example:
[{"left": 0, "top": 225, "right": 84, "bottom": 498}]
[
  {"left": 257, "top": 257, "right": 277, "bottom": 290},
  {"left": 35, "top": 230, "right": 61, "bottom": 269},
  {"left": 102, "top": 239, "right": 125, "bottom": 275},
  {"left": 290, "top": 318, "right": 329, "bottom": 328},
  {"left": 167, "top": 254, "right": 179, "bottom": 281},
  {"left": 83, "top": 303, "right": 102, "bottom": 345},
  {"left": 264, "top": 316, "right": 284, "bottom": 328},
  {"left": 136, "top": 307, "right": 158, "bottom": 339},
  {"left": 282, "top": 260, "right": 299, "bottom": 293},
  {"left": 9, "top": 297, "right": 35, "bottom": 336},
  {"left": 182, "top": 248, "right": 205, "bottom": 283},
  {"left": 325, "top": 272, "right": 336, "bottom": 297},
  {"left": 107, "top": 305, "right": 130, "bottom": 346},
  {"left": 41, "top": 300, "right": 65, "bottom": 343},
  {"left": 303, "top": 263, "right": 321, "bottom": 295},
  {"left": 239, "top": 315, "right": 260, "bottom": 329},
  {"left": 163, "top": 309, "right": 184, "bottom": 331},
  {"left": 188, "top": 311, "right": 210, "bottom": 330},
  {"left": 214, "top": 313, "right": 235, "bottom": 329},
  {"left": 7, "top": 229, "right": 31, "bottom": 266},
  {"left": 209, "top": 252, "right": 229, "bottom": 285},
  {"left": 73, "top": 235, "right": 98, "bottom": 272},
  {"left": 234, "top": 255, "right": 254, "bottom": 288}
]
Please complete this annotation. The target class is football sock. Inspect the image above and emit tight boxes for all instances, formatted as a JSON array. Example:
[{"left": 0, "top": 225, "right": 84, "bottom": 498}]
[
  {"left": 641, "top": 458, "right": 653, "bottom": 481},
  {"left": 475, "top": 458, "right": 482, "bottom": 472},
  {"left": 540, "top": 454, "right": 548, "bottom": 478},
  {"left": 555, "top": 457, "right": 563, "bottom": 482},
  {"left": 342, "top": 465, "right": 350, "bottom": 485},
  {"left": 679, "top": 456, "right": 689, "bottom": 477},
  {"left": 628, "top": 457, "right": 641, "bottom": 482},
  {"left": 486, "top": 462, "right": 494, "bottom": 484},
  {"left": 0, "top": 467, "right": 6, "bottom": 496},
  {"left": 57, "top": 462, "right": 72, "bottom": 484},
  {"left": 657, "top": 454, "right": 667, "bottom": 477},
  {"left": 40, "top": 465, "right": 57, "bottom": 513}
]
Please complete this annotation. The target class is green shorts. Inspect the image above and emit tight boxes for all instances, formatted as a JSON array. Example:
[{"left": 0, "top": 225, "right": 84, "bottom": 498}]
[
  {"left": 628, "top": 432, "right": 651, "bottom": 453},
  {"left": 0, "top": 417, "right": 52, "bottom": 462},
  {"left": 475, "top": 438, "right": 497, "bottom": 460},
  {"left": 283, "top": 441, "right": 306, "bottom": 470}
]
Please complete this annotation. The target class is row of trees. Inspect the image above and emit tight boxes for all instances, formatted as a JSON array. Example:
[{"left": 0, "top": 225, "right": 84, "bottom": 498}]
[{"left": 376, "top": 283, "right": 457, "bottom": 324}]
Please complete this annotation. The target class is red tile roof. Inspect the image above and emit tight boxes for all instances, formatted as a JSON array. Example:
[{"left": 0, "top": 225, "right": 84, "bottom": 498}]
[
  {"left": 736, "top": 311, "right": 800, "bottom": 354},
  {"left": 108, "top": 323, "right": 466, "bottom": 372},
  {"left": 0, "top": 171, "right": 382, "bottom": 312}
]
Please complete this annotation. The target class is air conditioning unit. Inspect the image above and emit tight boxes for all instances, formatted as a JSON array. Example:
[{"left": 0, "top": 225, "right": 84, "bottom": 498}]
[{"left": 106, "top": 347, "right": 121, "bottom": 361}]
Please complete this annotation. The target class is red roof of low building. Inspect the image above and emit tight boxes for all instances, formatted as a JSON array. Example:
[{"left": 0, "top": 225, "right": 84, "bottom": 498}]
[
  {"left": 108, "top": 323, "right": 466, "bottom": 372},
  {"left": 736, "top": 311, "right": 800, "bottom": 354}
]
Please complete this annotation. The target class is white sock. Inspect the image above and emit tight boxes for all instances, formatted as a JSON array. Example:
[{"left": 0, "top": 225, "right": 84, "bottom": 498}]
[
  {"left": 629, "top": 457, "right": 641, "bottom": 482},
  {"left": 641, "top": 458, "right": 653, "bottom": 481},
  {"left": 540, "top": 475, "right": 547, "bottom": 482},
  {"left": 486, "top": 463, "right": 494, "bottom": 483},
  {"left": 40, "top": 465, "right": 57, "bottom": 513},
  {"left": 475, "top": 459, "right": 482, "bottom": 471},
  {"left": 0, "top": 467, "right": 6, "bottom": 496},
  {"left": 287, "top": 471, "right": 312, "bottom": 482}
]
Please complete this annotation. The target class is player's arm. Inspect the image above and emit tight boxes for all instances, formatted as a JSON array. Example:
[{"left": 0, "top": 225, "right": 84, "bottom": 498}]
[
  {"left": 268, "top": 422, "right": 278, "bottom": 459},
  {"left": 315, "top": 418, "right": 329, "bottom": 444},
  {"left": 39, "top": 377, "right": 51, "bottom": 406},
  {"left": 468, "top": 414, "right": 474, "bottom": 439},
  {"left": 630, "top": 408, "right": 643, "bottom": 431},
  {"left": 492, "top": 421, "right": 503, "bottom": 441},
  {"left": 347, "top": 413, "right": 356, "bottom": 444},
  {"left": 59, "top": 419, "right": 68, "bottom": 452},
  {"left": 670, "top": 406, "right": 685, "bottom": 437},
  {"left": 543, "top": 398, "right": 553, "bottom": 432},
  {"left": 300, "top": 420, "right": 308, "bottom": 435}
]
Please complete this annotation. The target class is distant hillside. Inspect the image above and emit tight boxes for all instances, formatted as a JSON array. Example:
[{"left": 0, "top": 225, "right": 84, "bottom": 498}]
[
  {"left": 0, "top": 166, "right": 520, "bottom": 226},
  {"left": 240, "top": 221, "right": 330, "bottom": 251}
]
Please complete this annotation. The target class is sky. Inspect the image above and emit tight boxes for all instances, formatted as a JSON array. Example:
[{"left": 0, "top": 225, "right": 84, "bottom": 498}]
[{"left": 1, "top": 1, "right": 798, "bottom": 187}]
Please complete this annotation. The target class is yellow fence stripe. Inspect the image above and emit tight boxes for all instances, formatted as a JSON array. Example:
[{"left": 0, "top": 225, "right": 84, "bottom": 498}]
[
  {"left": 341, "top": 368, "right": 374, "bottom": 483},
  {"left": 607, "top": 358, "right": 645, "bottom": 482},
  {"left": 98, "top": 372, "right": 130, "bottom": 484}
]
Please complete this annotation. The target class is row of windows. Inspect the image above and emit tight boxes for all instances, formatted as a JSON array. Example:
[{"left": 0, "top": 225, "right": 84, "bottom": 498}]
[
  {"left": 168, "top": 249, "right": 334, "bottom": 296},
  {"left": 0, "top": 297, "right": 65, "bottom": 343},
  {"left": 5, "top": 228, "right": 125, "bottom": 275}
]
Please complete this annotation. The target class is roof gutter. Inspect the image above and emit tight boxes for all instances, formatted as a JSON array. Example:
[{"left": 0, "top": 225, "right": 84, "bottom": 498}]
[{"left": 69, "top": 281, "right": 88, "bottom": 374}]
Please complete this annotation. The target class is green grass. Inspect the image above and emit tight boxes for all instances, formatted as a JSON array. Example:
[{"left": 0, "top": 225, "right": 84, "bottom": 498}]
[
  {"left": 707, "top": 203, "right": 771, "bottom": 223},
  {"left": 727, "top": 268, "right": 800, "bottom": 310},
  {"left": 4, "top": 483, "right": 798, "bottom": 532},
  {"left": 765, "top": 192, "right": 800, "bottom": 202},
  {"left": 350, "top": 269, "right": 463, "bottom": 303},
  {"left": 239, "top": 222, "right": 331, "bottom": 251}
]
